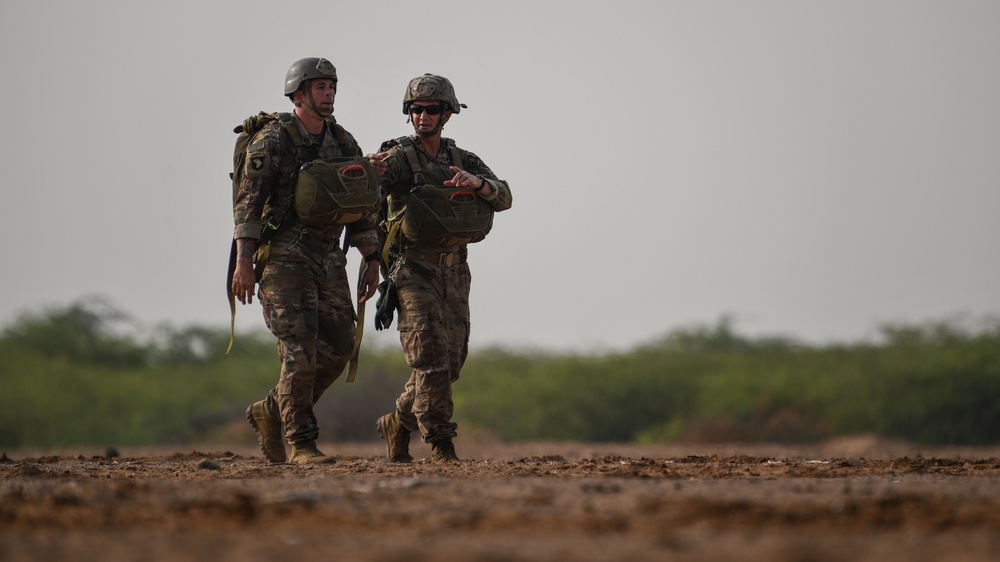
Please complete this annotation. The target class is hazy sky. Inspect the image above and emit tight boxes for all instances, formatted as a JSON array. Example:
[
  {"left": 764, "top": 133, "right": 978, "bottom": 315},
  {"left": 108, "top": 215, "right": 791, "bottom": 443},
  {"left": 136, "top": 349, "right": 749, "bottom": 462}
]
[{"left": 2, "top": 1, "right": 998, "bottom": 352}]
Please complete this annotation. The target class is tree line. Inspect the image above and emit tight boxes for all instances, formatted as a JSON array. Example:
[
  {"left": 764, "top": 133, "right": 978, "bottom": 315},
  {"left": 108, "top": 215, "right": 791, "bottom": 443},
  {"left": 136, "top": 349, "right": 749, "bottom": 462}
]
[{"left": 2, "top": 298, "right": 998, "bottom": 450}]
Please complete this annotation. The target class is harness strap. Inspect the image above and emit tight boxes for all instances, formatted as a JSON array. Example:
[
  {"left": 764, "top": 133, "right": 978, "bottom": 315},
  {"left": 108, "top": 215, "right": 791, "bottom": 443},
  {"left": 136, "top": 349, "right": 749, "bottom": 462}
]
[
  {"left": 397, "top": 136, "right": 423, "bottom": 173},
  {"left": 404, "top": 247, "right": 466, "bottom": 267},
  {"left": 446, "top": 139, "right": 463, "bottom": 170}
]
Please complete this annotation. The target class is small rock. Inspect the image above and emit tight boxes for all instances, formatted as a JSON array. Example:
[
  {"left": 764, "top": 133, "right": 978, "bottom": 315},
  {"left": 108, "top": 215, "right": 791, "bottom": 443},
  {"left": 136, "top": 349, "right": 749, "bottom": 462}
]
[{"left": 197, "top": 459, "right": 222, "bottom": 471}]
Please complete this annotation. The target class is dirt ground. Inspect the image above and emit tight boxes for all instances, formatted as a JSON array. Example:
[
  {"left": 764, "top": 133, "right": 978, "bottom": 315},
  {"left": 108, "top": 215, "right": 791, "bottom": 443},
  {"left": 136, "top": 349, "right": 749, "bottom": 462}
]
[{"left": 3, "top": 436, "right": 1000, "bottom": 562}]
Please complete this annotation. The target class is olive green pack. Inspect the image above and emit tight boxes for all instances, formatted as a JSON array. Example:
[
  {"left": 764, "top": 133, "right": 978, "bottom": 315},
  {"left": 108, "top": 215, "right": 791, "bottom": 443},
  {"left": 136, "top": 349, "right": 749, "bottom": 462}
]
[
  {"left": 384, "top": 136, "right": 494, "bottom": 249},
  {"left": 294, "top": 157, "right": 380, "bottom": 227}
]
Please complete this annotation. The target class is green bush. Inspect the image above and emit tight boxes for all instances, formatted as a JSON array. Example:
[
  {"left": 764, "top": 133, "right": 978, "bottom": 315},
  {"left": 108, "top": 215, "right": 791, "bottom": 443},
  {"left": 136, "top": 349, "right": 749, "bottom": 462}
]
[{"left": 2, "top": 300, "right": 999, "bottom": 449}]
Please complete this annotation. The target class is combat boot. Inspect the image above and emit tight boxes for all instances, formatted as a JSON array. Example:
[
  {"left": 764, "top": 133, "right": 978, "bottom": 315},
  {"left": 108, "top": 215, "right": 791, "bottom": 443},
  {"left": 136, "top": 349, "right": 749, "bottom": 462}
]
[
  {"left": 376, "top": 412, "right": 413, "bottom": 463},
  {"left": 431, "top": 438, "right": 459, "bottom": 464},
  {"left": 246, "top": 400, "right": 286, "bottom": 463},
  {"left": 288, "top": 442, "right": 337, "bottom": 464}
]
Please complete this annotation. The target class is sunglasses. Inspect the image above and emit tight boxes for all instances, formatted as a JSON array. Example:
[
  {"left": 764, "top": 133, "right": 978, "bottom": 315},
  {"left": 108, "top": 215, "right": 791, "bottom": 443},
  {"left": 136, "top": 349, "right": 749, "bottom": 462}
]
[{"left": 409, "top": 104, "right": 444, "bottom": 115}]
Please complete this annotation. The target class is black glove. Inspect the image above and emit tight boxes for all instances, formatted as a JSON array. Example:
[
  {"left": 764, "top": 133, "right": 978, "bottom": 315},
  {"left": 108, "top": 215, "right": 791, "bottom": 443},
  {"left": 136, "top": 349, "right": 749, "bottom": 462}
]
[{"left": 374, "top": 279, "right": 399, "bottom": 331}]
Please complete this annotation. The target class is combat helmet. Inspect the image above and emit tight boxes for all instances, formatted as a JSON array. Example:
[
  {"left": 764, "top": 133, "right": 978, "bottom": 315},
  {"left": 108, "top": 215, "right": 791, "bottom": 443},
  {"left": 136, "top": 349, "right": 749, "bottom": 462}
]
[
  {"left": 403, "top": 73, "right": 467, "bottom": 114},
  {"left": 285, "top": 57, "right": 338, "bottom": 98}
]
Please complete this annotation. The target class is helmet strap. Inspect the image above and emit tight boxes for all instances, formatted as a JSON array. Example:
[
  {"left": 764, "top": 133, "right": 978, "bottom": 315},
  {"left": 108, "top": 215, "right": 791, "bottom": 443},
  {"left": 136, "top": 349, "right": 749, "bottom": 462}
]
[
  {"left": 415, "top": 123, "right": 440, "bottom": 138},
  {"left": 306, "top": 89, "right": 333, "bottom": 119}
]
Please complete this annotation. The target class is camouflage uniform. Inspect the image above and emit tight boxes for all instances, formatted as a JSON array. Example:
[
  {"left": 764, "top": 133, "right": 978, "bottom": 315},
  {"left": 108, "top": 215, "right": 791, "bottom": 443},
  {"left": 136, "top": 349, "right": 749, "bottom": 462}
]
[
  {"left": 379, "top": 135, "right": 512, "bottom": 443},
  {"left": 234, "top": 113, "right": 377, "bottom": 446}
]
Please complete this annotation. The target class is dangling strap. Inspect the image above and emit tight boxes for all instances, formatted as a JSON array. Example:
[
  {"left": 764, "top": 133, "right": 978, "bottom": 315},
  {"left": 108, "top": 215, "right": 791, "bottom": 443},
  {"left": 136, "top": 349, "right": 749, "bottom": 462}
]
[
  {"left": 346, "top": 257, "right": 366, "bottom": 382},
  {"left": 225, "top": 239, "right": 237, "bottom": 357}
]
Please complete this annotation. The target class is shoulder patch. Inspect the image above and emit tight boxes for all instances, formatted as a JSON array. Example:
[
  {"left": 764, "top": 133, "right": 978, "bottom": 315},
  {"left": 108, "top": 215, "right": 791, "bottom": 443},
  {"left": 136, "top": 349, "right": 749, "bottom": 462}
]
[{"left": 246, "top": 150, "right": 269, "bottom": 178}]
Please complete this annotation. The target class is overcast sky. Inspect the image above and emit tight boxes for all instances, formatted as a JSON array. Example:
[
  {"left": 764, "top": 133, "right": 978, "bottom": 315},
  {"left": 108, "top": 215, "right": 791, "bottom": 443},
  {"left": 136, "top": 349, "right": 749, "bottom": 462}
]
[{"left": 2, "top": 0, "right": 998, "bottom": 352}]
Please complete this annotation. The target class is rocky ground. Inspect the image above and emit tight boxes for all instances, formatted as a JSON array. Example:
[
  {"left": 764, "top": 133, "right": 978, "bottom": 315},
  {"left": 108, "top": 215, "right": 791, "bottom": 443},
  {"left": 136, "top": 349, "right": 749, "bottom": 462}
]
[{"left": 2, "top": 436, "right": 1000, "bottom": 562}]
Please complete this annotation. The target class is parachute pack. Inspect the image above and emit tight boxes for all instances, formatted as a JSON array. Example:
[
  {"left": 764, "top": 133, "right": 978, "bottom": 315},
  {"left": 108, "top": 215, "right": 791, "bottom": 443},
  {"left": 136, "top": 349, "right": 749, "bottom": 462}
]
[
  {"left": 378, "top": 136, "right": 494, "bottom": 263},
  {"left": 295, "top": 157, "right": 380, "bottom": 227}
]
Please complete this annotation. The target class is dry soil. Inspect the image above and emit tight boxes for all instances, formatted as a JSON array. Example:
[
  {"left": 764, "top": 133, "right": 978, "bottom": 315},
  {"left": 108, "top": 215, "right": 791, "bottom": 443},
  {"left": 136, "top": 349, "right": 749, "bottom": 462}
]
[{"left": 3, "top": 437, "right": 1000, "bottom": 562}]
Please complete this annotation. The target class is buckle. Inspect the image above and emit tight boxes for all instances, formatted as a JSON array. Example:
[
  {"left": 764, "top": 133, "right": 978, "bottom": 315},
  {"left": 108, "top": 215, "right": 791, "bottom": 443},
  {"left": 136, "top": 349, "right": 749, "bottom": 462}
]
[
  {"left": 437, "top": 253, "right": 455, "bottom": 267},
  {"left": 264, "top": 217, "right": 281, "bottom": 231}
]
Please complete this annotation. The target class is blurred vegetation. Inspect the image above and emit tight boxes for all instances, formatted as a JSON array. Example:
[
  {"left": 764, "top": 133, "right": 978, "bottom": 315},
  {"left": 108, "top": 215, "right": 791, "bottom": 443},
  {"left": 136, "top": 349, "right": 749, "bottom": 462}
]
[{"left": 2, "top": 297, "right": 999, "bottom": 450}]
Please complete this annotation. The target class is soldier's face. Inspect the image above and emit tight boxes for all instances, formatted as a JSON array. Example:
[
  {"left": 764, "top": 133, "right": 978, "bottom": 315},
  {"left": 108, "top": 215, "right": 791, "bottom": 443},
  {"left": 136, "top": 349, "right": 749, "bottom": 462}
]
[
  {"left": 298, "top": 79, "right": 337, "bottom": 117},
  {"left": 410, "top": 102, "right": 449, "bottom": 134}
]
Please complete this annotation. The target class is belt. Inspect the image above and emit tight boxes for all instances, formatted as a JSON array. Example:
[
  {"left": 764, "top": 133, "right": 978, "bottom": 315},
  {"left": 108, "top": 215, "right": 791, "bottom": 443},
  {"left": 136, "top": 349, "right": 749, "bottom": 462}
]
[{"left": 404, "top": 248, "right": 466, "bottom": 267}]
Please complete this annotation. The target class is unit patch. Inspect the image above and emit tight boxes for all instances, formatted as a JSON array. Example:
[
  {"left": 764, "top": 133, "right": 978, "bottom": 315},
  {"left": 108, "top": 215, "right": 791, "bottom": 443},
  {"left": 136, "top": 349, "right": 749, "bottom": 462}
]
[{"left": 246, "top": 150, "right": 269, "bottom": 177}]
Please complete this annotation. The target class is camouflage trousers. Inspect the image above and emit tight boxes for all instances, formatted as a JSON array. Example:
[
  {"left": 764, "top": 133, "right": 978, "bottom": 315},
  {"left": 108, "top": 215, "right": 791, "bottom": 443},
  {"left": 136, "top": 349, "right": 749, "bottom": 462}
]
[
  {"left": 393, "top": 258, "right": 471, "bottom": 443},
  {"left": 257, "top": 229, "right": 356, "bottom": 446}
]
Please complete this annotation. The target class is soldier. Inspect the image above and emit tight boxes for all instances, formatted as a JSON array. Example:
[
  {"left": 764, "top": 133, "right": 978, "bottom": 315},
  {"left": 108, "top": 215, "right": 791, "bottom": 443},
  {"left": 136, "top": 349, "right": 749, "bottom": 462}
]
[
  {"left": 371, "top": 74, "right": 512, "bottom": 463},
  {"left": 232, "top": 57, "right": 382, "bottom": 464}
]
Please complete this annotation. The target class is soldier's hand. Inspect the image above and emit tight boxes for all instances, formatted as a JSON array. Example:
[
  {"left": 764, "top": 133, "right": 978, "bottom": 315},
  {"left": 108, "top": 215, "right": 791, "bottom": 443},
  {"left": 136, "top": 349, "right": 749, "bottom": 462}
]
[
  {"left": 445, "top": 166, "right": 488, "bottom": 193},
  {"left": 366, "top": 152, "right": 389, "bottom": 176},
  {"left": 232, "top": 259, "right": 257, "bottom": 305},
  {"left": 358, "top": 261, "right": 381, "bottom": 304}
]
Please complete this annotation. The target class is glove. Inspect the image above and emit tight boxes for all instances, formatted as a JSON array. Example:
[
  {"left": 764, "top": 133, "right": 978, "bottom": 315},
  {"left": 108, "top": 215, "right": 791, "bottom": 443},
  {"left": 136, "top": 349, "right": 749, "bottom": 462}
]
[{"left": 374, "top": 279, "right": 399, "bottom": 331}]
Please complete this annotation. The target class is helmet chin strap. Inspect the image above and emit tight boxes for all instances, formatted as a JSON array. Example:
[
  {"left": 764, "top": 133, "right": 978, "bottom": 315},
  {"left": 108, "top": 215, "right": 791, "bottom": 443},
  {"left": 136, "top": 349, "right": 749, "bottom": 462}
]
[
  {"left": 414, "top": 123, "right": 441, "bottom": 138},
  {"left": 303, "top": 89, "right": 333, "bottom": 119}
]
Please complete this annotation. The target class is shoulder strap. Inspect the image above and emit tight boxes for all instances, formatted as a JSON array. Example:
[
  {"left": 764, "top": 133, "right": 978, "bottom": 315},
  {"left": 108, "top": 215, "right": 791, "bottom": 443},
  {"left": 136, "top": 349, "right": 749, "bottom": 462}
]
[
  {"left": 396, "top": 136, "right": 423, "bottom": 173},
  {"left": 275, "top": 112, "right": 313, "bottom": 162},
  {"left": 444, "top": 138, "right": 463, "bottom": 169}
]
